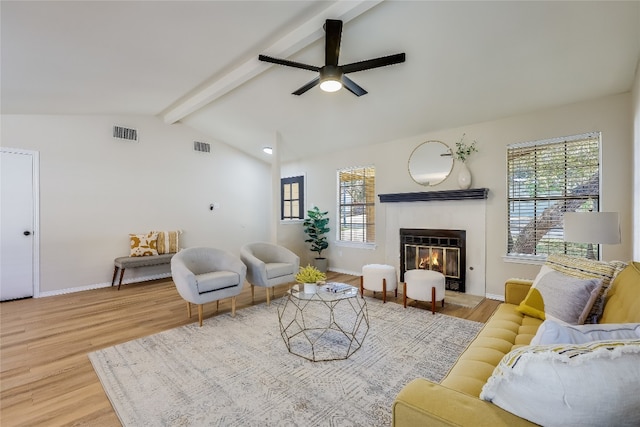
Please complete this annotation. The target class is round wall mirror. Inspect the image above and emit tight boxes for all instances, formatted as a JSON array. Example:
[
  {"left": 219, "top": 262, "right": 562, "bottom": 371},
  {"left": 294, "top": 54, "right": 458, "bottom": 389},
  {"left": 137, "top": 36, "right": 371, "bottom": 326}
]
[{"left": 408, "top": 140, "right": 453, "bottom": 186}]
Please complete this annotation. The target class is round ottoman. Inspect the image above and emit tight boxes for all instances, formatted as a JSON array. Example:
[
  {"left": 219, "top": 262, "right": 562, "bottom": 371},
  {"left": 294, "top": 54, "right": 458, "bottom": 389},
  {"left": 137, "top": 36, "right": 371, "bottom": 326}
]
[
  {"left": 403, "top": 269, "right": 446, "bottom": 314},
  {"left": 360, "top": 264, "right": 398, "bottom": 303}
]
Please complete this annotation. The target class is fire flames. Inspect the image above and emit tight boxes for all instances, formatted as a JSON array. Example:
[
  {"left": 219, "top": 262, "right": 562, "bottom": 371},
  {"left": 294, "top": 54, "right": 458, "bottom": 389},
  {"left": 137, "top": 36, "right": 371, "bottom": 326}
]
[{"left": 419, "top": 250, "right": 441, "bottom": 271}]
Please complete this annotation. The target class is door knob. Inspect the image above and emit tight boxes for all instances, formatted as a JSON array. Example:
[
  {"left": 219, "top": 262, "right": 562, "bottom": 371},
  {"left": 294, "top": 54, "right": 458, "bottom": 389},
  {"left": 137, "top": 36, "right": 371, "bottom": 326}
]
[{"left": 23, "top": 231, "right": 31, "bottom": 236}]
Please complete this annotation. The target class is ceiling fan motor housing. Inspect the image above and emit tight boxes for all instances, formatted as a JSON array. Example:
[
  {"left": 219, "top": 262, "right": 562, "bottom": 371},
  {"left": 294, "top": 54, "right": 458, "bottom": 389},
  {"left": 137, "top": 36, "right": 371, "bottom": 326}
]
[{"left": 258, "top": 19, "right": 405, "bottom": 96}]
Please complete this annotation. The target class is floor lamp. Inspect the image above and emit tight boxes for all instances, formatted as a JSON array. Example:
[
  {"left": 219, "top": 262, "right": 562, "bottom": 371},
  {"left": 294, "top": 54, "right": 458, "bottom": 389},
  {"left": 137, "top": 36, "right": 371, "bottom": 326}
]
[{"left": 563, "top": 212, "right": 621, "bottom": 259}]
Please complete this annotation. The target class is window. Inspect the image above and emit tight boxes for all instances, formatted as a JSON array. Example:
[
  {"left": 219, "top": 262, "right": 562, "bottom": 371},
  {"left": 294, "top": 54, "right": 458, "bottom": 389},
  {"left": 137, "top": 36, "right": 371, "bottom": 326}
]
[
  {"left": 507, "top": 132, "right": 601, "bottom": 259},
  {"left": 281, "top": 176, "right": 304, "bottom": 220},
  {"left": 338, "top": 166, "right": 376, "bottom": 243}
]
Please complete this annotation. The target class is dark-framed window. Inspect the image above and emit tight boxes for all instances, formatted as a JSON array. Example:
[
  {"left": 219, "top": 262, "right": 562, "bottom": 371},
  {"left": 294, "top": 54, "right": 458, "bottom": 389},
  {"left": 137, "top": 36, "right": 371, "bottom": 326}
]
[
  {"left": 507, "top": 132, "right": 601, "bottom": 259},
  {"left": 281, "top": 175, "right": 304, "bottom": 220},
  {"left": 338, "top": 166, "right": 376, "bottom": 243}
]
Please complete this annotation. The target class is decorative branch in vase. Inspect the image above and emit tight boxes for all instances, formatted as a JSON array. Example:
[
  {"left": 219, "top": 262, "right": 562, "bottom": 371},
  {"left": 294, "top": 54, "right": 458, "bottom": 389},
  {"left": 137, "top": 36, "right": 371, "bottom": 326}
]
[
  {"left": 454, "top": 134, "right": 478, "bottom": 189},
  {"left": 454, "top": 133, "right": 478, "bottom": 163}
]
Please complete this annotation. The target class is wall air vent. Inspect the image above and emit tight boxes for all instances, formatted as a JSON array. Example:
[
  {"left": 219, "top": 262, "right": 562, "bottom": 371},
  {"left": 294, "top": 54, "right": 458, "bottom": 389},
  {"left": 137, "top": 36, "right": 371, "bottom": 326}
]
[
  {"left": 113, "top": 126, "right": 138, "bottom": 141},
  {"left": 194, "top": 141, "right": 211, "bottom": 153}
]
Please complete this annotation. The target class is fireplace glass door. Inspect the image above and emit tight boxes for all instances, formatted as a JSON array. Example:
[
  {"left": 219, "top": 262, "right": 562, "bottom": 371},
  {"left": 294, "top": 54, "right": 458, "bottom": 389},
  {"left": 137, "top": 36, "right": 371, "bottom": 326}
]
[{"left": 405, "top": 245, "right": 460, "bottom": 279}]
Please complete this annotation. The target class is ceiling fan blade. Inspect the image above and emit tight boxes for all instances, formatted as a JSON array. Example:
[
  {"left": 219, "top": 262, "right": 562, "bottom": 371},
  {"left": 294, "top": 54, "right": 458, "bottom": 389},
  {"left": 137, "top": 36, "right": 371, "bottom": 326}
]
[
  {"left": 258, "top": 55, "right": 319, "bottom": 72},
  {"left": 324, "top": 19, "right": 342, "bottom": 66},
  {"left": 341, "top": 75, "right": 367, "bottom": 97},
  {"left": 292, "top": 77, "right": 320, "bottom": 96},
  {"left": 341, "top": 53, "right": 406, "bottom": 74}
]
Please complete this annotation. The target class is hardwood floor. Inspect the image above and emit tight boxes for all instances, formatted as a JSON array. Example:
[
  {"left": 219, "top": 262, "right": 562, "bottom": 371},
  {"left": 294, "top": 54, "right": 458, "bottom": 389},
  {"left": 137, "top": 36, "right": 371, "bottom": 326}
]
[{"left": 0, "top": 272, "right": 500, "bottom": 426}]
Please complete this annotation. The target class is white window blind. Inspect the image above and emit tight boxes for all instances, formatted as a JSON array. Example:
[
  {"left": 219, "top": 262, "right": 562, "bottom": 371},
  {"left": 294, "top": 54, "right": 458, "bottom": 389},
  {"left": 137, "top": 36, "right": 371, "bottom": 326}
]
[
  {"left": 338, "top": 166, "right": 376, "bottom": 243},
  {"left": 507, "top": 132, "right": 601, "bottom": 259}
]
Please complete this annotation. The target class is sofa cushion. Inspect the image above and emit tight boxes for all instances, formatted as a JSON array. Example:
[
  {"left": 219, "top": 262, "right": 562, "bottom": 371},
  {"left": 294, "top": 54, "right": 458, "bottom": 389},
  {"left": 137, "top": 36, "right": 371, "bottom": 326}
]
[
  {"left": 440, "top": 303, "right": 542, "bottom": 397},
  {"left": 129, "top": 232, "right": 158, "bottom": 257},
  {"left": 480, "top": 340, "right": 640, "bottom": 427},
  {"left": 531, "top": 320, "right": 640, "bottom": 345},
  {"left": 601, "top": 262, "right": 640, "bottom": 323},
  {"left": 544, "top": 254, "right": 618, "bottom": 323},
  {"left": 195, "top": 271, "right": 240, "bottom": 294},
  {"left": 517, "top": 268, "right": 602, "bottom": 324},
  {"left": 265, "top": 262, "right": 294, "bottom": 279}
]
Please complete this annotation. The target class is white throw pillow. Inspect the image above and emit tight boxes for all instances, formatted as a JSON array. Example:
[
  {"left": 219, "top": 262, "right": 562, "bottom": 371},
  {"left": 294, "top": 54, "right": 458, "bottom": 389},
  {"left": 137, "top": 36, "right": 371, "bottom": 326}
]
[
  {"left": 531, "top": 320, "right": 640, "bottom": 345},
  {"left": 480, "top": 340, "right": 640, "bottom": 427}
]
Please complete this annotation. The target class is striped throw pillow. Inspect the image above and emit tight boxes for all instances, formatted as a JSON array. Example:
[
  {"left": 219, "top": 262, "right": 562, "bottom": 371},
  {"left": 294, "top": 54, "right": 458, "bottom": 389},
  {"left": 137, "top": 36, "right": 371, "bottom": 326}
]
[{"left": 155, "top": 230, "right": 180, "bottom": 254}]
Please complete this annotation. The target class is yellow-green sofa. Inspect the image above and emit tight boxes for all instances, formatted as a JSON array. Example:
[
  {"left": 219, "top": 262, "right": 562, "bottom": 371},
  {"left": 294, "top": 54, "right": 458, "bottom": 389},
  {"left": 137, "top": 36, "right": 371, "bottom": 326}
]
[{"left": 393, "top": 259, "right": 640, "bottom": 427}]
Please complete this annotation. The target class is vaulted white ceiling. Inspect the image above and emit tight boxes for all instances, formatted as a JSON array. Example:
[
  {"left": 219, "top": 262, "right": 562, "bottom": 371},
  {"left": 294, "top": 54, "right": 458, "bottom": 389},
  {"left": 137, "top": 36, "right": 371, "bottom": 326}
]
[{"left": 2, "top": 1, "right": 639, "bottom": 163}]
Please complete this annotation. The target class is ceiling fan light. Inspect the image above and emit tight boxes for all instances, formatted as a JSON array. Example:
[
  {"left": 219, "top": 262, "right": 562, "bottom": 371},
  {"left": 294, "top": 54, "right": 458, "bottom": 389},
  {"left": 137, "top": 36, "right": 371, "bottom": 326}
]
[
  {"left": 319, "top": 65, "right": 342, "bottom": 93},
  {"left": 320, "top": 79, "right": 342, "bottom": 92}
]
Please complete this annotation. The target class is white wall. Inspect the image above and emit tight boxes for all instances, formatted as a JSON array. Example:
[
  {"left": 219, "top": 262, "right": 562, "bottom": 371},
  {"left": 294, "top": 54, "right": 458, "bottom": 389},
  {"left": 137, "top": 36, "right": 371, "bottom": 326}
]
[
  {"left": 280, "top": 93, "right": 634, "bottom": 298},
  {"left": 633, "top": 60, "right": 640, "bottom": 261},
  {"left": 1, "top": 115, "right": 271, "bottom": 294},
  {"left": 383, "top": 200, "right": 487, "bottom": 297}
]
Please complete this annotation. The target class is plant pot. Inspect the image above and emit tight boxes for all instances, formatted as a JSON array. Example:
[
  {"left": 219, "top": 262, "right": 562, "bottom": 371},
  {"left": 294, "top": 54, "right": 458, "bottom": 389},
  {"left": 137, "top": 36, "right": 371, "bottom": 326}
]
[
  {"left": 303, "top": 283, "right": 318, "bottom": 294},
  {"left": 457, "top": 162, "right": 472, "bottom": 189},
  {"left": 313, "top": 257, "right": 328, "bottom": 273}
]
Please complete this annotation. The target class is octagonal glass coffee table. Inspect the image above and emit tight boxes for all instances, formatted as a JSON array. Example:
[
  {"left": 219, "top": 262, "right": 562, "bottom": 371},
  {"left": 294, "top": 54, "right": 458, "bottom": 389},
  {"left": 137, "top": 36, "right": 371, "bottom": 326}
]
[{"left": 277, "top": 283, "right": 369, "bottom": 362}]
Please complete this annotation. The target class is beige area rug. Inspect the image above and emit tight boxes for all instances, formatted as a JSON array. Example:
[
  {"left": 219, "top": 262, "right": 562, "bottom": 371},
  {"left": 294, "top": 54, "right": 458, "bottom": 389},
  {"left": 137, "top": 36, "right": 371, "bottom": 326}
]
[
  {"left": 445, "top": 290, "right": 484, "bottom": 308},
  {"left": 89, "top": 296, "right": 482, "bottom": 427}
]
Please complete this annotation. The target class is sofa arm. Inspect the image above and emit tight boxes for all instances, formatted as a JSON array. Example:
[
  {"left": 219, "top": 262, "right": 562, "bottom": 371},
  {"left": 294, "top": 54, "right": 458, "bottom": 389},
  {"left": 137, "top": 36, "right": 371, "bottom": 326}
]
[
  {"left": 393, "top": 379, "right": 536, "bottom": 427},
  {"left": 504, "top": 279, "right": 533, "bottom": 305}
]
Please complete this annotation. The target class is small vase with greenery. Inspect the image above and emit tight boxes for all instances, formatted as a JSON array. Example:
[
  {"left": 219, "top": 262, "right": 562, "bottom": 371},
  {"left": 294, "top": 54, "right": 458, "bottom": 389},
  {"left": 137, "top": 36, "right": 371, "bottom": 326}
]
[
  {"left": 303, "top": 206, "right": 330, "bottom": 272},
  {"left": 296, "top": 265, "right": 327, "bottom": 294},
  {"left": 454, "top": 133, "right": 478, "bottom": 163}
]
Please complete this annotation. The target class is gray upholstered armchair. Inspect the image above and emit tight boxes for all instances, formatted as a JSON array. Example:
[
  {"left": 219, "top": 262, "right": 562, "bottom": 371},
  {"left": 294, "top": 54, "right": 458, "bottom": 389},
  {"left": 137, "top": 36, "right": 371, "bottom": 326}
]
[
  {"left": 240, "top": 242, "right": 300, "bottom": 305},
  {"left": 171, "top": 247, "right": 246, "bottom": 326}
]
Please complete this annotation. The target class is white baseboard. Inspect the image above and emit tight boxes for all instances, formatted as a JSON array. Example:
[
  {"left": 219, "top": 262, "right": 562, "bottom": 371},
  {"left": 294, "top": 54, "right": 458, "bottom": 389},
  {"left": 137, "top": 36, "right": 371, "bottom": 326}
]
[
  {"left": 327, "top": 267, "right": 362, "bottom": 277},
  {"left": 37, "top": 273, "right": 172, "bottom": 298},
  {"left": 485, "top": 293, "right": 505, "bottom": 302}
]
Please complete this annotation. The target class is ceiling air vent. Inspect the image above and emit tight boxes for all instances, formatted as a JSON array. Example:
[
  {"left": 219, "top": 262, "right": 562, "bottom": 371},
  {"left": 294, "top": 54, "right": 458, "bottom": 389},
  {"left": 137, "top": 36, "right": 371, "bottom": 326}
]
[
  {"left": 194, "top": 141, "right": 211, "bottom": 153},
  {"left": 113, "top": 125, "right": 138, "bottom": 141}
]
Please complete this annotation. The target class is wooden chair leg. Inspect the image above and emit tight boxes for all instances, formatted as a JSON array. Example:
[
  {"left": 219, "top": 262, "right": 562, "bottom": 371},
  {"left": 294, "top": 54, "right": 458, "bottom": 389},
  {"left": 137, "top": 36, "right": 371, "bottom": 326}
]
[
  {"left": 251, "top": 285, "right": 255, "bottom": 303},
  {"left": 231, "top": 296, "right": 236, "bottom": 317},
  {"left": 216, "top": 300, "right": 219, "bottom": 311},
  {"left": 111, "top": 266, "right": 118, "bottom": 286},
  {"left": 382, "top": 278, "right": 387, "bottom": 303},
  {"left": 360, "top": 276, "right": 364, "bottom": 298},
  {"left": 431, "top": 287, "right": 436, "bottom": 315},
  {"left": 117, "top": 268, "right": 125, "bottom": 290},
  {"left": 198, "top": 304, "right": 204, "bottom": 327},
  {"left": 186, "top": 301, "right": 191, "bottom": 318},
  {"left": 403, "top": 282, "right": 407, "bottom": 308},
  {"left": 395, "top": 288, "right": 398, "bottom": 297},
  {"left": 266, "top": 288, "right": 271, "bottom": 306}
]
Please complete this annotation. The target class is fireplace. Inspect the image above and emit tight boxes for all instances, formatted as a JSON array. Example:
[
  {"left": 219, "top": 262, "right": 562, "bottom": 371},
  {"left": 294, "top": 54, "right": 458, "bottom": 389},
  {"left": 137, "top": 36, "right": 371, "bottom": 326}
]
[{"left": 400, "top": 228, "right": 466, "bottom": 292}]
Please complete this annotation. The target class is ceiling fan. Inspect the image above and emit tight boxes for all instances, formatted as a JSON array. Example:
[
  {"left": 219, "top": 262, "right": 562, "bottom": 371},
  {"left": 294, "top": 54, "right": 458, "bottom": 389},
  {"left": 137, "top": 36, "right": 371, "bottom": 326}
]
[{"left": 259, "top": 19, "right": 406, "bottom": 96}]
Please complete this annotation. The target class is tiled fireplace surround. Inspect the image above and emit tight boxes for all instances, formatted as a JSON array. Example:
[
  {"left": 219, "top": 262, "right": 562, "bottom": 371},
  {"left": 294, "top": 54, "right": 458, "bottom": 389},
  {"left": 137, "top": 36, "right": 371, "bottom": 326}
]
[{"left": 381, "top": 190, "right": 488, "bottom": 297}]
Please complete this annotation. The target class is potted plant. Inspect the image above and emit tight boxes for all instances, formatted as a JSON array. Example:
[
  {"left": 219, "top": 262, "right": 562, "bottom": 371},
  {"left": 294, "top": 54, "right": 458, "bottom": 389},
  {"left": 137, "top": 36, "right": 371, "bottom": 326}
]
[
  {"left": 303, "top": 206, "right": 330, "bottom": 272},
  {"left": 295, "top": 265, "right": 327, "bottom": 294}
]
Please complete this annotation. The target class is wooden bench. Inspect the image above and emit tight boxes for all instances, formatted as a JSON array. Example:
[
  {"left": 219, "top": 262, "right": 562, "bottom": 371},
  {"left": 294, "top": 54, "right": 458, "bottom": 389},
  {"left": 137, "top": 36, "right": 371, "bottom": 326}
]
[{"left": 111, "top": 253, "right": 176, "bottom": 290}]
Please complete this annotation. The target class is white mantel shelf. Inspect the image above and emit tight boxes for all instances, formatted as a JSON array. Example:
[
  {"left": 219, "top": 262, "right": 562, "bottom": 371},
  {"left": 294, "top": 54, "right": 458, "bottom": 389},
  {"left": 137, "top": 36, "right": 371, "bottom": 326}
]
[{"left": 378, "top": 188, "right": 489, "bottom": 203}]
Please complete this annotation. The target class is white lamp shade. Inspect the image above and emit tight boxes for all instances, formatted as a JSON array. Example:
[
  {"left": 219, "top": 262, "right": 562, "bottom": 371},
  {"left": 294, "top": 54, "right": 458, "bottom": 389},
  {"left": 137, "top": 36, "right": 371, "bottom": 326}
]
[{"left": 563, "top": 212, "right": 621, "bottom": 244}]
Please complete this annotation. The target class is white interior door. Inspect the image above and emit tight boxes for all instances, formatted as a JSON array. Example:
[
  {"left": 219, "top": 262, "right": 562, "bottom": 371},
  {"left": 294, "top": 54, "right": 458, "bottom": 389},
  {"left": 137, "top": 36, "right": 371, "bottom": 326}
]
[{"left": 1, "top": 148, "right": 38, "bottom": 301}]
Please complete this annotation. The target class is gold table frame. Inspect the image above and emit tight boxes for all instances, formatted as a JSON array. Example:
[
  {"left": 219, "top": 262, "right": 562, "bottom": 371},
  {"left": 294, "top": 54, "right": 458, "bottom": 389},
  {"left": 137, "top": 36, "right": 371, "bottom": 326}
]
[{"left": 277, "top": 284, "right": 369, "bottom": 362}]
